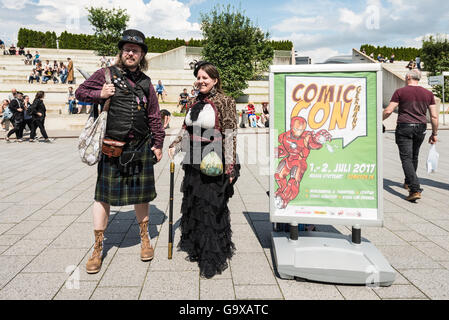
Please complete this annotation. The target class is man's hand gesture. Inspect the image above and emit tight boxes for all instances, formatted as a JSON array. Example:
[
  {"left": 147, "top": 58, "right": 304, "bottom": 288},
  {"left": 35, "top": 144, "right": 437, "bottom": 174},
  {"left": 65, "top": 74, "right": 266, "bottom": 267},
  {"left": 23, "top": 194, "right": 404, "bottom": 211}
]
[{"left": 100, "top": 84, "right": 115, "bottom": 99}]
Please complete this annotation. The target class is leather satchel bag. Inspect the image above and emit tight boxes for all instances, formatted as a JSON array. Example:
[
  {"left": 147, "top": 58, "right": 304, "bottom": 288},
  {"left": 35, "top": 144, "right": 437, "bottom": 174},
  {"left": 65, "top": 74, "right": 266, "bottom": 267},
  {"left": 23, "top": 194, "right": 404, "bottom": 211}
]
[
  {"left": 78, "top": 68, "right": 112, "bottom": 166},
  {"left": 102, "top": 139, "right": 126, "bottom": 158}
]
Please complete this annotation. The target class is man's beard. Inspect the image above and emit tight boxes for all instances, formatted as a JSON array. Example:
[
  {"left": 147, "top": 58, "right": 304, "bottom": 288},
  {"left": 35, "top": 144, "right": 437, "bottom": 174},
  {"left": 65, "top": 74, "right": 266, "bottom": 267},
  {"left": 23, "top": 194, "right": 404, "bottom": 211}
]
[{"left": 121, "top": 55, "right": 140, "bottom": 69}]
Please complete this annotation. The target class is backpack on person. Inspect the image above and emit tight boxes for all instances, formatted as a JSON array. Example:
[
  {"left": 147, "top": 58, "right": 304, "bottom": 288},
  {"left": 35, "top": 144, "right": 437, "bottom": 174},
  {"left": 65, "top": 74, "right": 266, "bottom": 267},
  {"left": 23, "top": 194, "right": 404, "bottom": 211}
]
[{"left": 2, "top": 106, "right": 13, "bottom": 120}]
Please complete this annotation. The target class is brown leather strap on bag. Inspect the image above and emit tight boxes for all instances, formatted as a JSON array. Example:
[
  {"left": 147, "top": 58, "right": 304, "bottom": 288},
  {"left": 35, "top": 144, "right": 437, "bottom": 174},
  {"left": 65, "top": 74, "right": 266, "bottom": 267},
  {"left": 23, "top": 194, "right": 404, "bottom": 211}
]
[{"left": 103, "top": 67, "right": 112, "bottom": 112}]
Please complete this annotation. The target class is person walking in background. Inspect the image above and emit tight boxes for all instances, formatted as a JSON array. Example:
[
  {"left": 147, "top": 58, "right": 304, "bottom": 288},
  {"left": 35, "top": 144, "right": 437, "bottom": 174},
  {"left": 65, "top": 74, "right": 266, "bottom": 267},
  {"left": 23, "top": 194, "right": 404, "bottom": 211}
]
[
  {"left": 67, "top": 57, "right": 74, "bottom": 84},
  {"left": 383, "top": 69, "right": 438, "bottom": 202},
  {"left": 22, "top": 95, "right": 35, "bottom": 136},
  {"left": 75, "top": 29, "right": 165, "bottom": 275},
  {"left": 155, "top": 80, "right": 166, "bottom": 103},
  {"left": 5, "top": 92, "right": 25, "bottom": 142},
  {"left": 8, "top": 88, "right": 17, "bottom": 102},
  {"left": 1, "top": 99, "right": 12, "bottom": 131},
  {"left": 168, "top": 61, "right": 240, "bottom": 279},
  {"left": 415, "top": 56, "right": 421, "bottom": 70},
  {"left": 29, "top": 91, "right": 51, "bottom": 143}
]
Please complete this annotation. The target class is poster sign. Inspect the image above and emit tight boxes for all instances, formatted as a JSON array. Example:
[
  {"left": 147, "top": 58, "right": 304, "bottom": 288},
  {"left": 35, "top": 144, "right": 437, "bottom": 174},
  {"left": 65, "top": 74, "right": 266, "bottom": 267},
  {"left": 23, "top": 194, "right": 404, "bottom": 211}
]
[{"left": 270, "top": 64, "right": 383, "bottom": 227}]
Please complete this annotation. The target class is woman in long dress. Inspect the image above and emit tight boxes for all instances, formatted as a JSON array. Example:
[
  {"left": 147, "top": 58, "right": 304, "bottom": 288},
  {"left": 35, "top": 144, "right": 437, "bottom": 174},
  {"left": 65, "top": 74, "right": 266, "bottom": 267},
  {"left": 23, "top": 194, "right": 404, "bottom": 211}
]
[{"left": 169, "top": 61, "right": 240, "bottom": 278}]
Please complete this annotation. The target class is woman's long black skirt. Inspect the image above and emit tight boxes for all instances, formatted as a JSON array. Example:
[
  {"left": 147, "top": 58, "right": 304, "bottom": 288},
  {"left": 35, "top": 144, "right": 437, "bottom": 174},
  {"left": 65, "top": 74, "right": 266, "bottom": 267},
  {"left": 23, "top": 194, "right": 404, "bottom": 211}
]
[
  {"left": 178, "top": 164, "right": 239, "bottom": 279},
  {"left": 95, "top": 143, "right": 157, "bottom": 206}
]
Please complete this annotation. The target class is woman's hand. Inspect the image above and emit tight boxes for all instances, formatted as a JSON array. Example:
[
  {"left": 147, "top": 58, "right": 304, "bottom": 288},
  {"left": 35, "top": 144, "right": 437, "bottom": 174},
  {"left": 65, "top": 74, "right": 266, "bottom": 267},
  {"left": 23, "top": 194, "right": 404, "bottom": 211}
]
[
  {"left": 168, "top": 147, "right": 176, "bottom": 160},
  {"left": 229, "top": 177, "right": 233, "bottom": 184},
  {"left": 100, "top": 84, "right": 115, "bottom": 99}
]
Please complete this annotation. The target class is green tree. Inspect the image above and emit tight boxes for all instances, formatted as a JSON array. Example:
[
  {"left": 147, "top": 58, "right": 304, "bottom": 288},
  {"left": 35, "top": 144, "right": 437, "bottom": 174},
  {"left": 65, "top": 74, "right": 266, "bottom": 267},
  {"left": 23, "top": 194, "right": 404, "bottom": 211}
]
[
  {"left": 200, "top": 5, "right": 274, "bottom": 99},
  {"left": 422, "top": 35, "right": 449, "bottom": 103},
  {"left": 360, "top": 44, "right": 422, "bottom": 61},
  {"left": 87, "top": 6, "right": 129, "bottom": 56}
]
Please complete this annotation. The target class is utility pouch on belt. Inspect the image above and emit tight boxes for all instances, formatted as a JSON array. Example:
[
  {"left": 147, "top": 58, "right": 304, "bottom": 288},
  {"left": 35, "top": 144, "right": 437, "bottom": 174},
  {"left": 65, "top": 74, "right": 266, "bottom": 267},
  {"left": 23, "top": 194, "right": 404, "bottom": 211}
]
[{"left": 102, "top": 139, "right": 126, "bottom": 157}]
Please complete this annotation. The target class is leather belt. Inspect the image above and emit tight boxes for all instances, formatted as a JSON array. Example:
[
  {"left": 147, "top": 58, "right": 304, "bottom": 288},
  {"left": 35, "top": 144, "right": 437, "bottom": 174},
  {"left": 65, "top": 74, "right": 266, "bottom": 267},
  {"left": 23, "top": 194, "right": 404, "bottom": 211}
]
[{"left": 397, "top": 123, "right": 426, "bottom": 127}]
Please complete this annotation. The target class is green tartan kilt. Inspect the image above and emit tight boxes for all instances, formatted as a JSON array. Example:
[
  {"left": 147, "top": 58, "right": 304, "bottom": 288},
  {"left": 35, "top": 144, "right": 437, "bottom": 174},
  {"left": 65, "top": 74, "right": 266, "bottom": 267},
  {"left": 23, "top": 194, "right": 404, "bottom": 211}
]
[{"left": 95, "top": 143, "right": 157, "bottom": 206}]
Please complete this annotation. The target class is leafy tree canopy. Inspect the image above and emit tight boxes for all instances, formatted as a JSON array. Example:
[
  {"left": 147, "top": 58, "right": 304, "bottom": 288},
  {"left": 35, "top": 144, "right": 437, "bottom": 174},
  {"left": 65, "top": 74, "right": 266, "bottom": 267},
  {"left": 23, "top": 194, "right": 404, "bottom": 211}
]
[
  {"left": 422, "top": 35, "right": 449, "bottom": 102},
  {"left": 200, "top": 5, "right": 274, "bottom": 99},
  {"left": 87, "top": 7, "right": 129, "bottom": 56}
]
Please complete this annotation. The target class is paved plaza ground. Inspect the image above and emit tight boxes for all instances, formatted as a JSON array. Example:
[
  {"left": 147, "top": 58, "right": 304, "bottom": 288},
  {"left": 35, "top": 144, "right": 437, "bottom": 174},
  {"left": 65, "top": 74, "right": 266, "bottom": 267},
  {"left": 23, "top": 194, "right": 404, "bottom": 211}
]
[{"left": 0, "top": 127, "right": 448, "bottom": 300}]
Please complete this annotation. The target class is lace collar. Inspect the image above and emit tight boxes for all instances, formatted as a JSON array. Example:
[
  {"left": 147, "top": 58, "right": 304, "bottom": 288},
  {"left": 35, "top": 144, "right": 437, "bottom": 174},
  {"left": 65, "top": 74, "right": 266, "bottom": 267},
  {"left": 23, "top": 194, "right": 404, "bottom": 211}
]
[{"left": 197, "top": 87, "right": 218, "bottom": 101}]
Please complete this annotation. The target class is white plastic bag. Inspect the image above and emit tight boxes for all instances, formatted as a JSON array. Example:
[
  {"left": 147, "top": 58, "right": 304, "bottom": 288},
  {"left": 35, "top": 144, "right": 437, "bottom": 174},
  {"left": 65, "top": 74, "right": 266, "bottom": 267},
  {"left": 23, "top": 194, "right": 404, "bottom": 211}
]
[{"left": 426, "top": 144, "right": 439, "bottom": 173}]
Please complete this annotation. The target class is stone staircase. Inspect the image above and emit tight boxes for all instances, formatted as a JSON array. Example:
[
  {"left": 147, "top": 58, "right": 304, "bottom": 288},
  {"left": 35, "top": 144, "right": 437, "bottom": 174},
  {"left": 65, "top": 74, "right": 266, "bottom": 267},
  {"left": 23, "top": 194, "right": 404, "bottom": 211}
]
[
  {"left": 381, "top": 61, "right": 432, "bottom": 90},
  {"left": 0, "top": 48, "right": 269, "bottom": 132}
]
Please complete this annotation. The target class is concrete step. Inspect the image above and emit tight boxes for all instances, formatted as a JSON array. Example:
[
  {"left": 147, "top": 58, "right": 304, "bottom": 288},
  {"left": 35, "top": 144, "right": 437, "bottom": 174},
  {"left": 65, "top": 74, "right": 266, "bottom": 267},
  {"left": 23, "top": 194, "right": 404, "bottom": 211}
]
[
  {"left": 1, "top": 46, "right": 270, "bottom": 105},
  {"left": 44, "top": 114, "right": 89, "bottom": 131},
  {"left": 382, "top": 64, "right": 432, "bottom": 90},
  {"left": 0, "top": 58, "right": 104, "bottom": 66}
]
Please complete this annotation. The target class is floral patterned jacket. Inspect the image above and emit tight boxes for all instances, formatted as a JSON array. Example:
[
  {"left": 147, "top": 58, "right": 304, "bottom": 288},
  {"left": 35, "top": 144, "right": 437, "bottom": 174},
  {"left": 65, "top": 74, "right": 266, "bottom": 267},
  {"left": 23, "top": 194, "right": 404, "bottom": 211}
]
[{"left": 169, "top": 88, "right": 238, "bottom": 178}]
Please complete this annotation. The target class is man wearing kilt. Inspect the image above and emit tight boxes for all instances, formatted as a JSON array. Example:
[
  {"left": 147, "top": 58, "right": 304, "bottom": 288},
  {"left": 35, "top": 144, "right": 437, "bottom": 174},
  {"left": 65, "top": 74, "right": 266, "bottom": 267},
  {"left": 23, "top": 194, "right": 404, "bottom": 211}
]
[{"left": 75, "top": 29, "right": 165, "bottom": 274}]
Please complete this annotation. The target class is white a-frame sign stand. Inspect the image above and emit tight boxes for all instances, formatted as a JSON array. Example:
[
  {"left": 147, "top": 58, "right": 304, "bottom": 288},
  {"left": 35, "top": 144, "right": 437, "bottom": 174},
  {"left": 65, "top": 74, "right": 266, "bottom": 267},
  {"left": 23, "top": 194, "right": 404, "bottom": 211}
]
[{"left": 269, "top": 64, "right": 395, "bottom": 286}]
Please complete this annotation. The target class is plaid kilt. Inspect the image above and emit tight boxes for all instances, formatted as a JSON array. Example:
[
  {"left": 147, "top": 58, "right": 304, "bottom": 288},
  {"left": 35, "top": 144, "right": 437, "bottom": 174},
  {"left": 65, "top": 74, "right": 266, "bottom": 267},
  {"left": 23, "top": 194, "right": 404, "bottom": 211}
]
[{"left": 95, "top": 143, "right": 157, "bottom": 206}]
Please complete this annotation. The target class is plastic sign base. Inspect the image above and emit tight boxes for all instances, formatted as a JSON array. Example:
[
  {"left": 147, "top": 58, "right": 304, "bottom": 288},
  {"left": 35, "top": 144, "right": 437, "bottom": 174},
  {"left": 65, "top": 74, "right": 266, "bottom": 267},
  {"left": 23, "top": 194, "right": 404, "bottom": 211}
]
[{"left": 271, "top": 231, "right": 396, "bottom": 287}]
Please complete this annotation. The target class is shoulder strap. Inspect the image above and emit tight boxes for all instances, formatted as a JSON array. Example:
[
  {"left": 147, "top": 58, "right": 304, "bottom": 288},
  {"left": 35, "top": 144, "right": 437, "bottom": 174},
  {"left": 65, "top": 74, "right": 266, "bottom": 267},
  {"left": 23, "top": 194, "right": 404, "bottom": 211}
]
[
  {"left": 111, "top": 66, "right": 150, "bottom": 108},
  {"left": 103, "top": 67, "right": 112, "bottom": 112}
]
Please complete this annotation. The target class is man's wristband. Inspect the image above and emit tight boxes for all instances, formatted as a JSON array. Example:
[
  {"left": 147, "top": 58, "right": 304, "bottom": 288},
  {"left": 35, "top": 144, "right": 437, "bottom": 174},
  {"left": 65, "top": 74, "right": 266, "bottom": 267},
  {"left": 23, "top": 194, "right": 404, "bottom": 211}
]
[{"left": 431, "top": 132, "right": 438, "bottom": 136}]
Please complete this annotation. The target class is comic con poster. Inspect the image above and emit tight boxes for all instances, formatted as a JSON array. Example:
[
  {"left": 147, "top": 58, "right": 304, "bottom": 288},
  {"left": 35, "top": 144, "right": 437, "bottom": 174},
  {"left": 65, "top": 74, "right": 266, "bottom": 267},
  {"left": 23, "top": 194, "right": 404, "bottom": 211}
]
[{"left": 272, "top": 69, "right": 381, "bottom": 224}]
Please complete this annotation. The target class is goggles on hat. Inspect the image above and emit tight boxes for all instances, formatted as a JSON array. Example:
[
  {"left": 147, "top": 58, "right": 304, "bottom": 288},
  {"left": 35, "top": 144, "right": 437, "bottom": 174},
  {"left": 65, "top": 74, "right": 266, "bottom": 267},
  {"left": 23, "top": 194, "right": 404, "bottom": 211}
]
[{"left": 122, "top": 35, "right": 144, "bottom": 43}]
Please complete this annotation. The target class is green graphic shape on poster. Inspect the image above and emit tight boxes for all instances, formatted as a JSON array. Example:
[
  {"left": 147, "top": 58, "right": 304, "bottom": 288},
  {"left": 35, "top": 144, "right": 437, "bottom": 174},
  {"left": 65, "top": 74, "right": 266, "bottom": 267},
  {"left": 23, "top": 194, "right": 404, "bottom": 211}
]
[{"left": 273, "top": 71, "right": 379, "bottom": 222}]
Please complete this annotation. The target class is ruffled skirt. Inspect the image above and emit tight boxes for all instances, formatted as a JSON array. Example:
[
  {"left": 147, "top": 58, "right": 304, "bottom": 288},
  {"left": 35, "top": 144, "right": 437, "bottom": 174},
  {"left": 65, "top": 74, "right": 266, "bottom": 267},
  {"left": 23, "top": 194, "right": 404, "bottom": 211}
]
[{"left": 178, "top": 164, "right": 239, "bottom": 278}]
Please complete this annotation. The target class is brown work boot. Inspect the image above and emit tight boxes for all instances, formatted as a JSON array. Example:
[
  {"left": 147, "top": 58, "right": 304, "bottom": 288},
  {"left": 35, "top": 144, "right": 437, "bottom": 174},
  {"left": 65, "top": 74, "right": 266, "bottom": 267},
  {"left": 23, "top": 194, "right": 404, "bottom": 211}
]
[
  {"left": 86, "top": 230, "right": 104, "bottom": 274},
  {"left": 406, "top": 191, "right": 421, "bottom": 202},
  {"left": 139, "top": 221, "right": 154, "bottom": 261}
]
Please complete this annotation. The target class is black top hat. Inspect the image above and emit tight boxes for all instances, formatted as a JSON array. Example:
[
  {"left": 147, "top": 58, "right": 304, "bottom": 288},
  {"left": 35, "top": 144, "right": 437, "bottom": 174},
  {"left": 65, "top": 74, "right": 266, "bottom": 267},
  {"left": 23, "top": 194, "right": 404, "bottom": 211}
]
[{"left": 118, "top": 29, "right": 148, "bottom": 54}]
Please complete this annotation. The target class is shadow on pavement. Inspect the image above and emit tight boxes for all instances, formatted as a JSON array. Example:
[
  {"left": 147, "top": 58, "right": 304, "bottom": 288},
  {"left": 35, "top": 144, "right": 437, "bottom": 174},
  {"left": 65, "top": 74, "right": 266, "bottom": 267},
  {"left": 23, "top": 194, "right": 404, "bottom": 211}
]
[
  {"left": 383, "top": 178, "right": 406, "bottom": 198},
  {"left": 242, "top": 211, "right": 343, "bottom": 280},
  {"left": 101, "top": 205, "right": 166, "bottom": 258},
  {"left": 420, "top": 177, "right": 449, "bottom": 191}
]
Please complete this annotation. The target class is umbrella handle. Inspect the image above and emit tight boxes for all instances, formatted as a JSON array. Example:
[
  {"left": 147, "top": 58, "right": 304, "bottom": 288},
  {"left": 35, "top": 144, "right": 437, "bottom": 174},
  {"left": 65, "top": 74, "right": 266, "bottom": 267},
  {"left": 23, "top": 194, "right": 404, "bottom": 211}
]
[{"left": 168, "top": 161, "right": 174, "bottom": 259}]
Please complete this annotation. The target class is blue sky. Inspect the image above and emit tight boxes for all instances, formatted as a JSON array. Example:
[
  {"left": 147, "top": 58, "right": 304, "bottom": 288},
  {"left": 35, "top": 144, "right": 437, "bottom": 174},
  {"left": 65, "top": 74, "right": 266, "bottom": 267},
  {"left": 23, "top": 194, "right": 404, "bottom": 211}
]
[{"left": 1, "top": 0, "right": 449, "bottom": 63}]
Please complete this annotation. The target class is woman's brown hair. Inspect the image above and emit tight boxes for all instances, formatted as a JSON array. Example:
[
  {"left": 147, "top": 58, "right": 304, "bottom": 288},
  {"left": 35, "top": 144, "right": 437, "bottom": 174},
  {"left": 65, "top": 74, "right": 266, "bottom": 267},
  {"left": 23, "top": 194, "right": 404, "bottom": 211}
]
[
  {"left": 35, "top": 91, "right": 45, "bottom": 100},
  {"left": 194, "top": 61, "right": 223, "bottom": 93}
]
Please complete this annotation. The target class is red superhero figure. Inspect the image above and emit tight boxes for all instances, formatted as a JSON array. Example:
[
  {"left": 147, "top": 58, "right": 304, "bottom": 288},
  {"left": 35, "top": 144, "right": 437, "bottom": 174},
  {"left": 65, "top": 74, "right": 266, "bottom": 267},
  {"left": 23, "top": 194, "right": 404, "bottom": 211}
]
[{"left": 274, "top": 116, "right": 332, "bottom": 209}]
